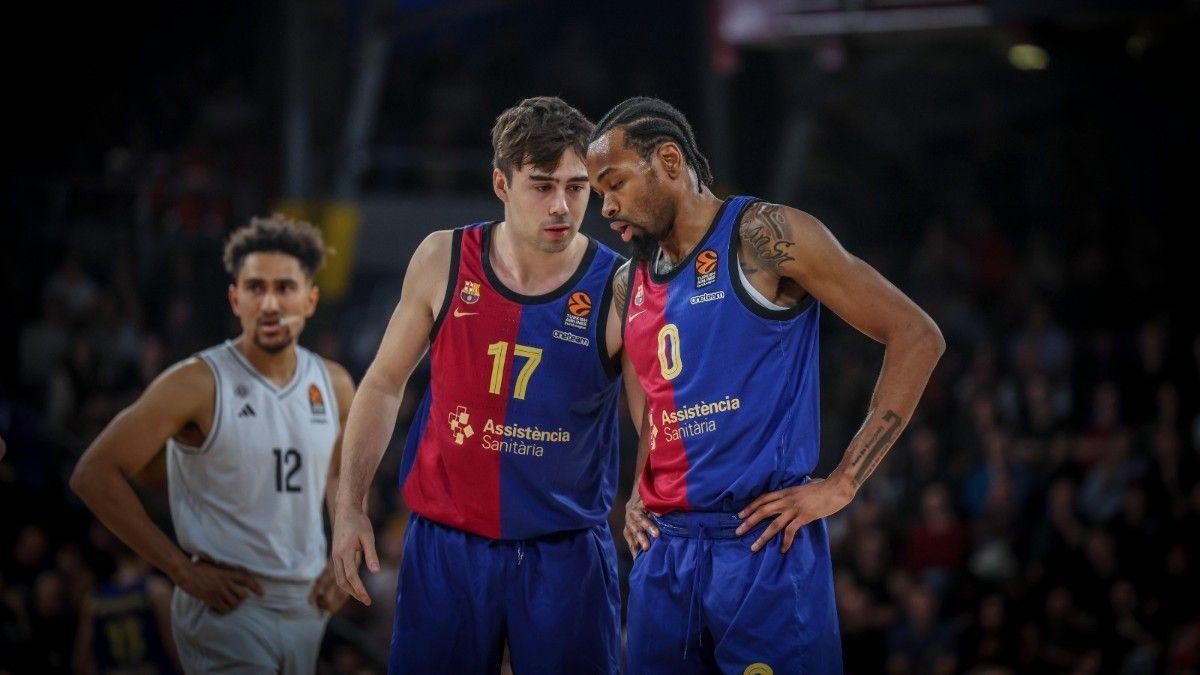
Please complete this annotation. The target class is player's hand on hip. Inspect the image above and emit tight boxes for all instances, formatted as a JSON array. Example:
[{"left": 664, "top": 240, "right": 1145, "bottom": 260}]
[
  {"left": 735, "top": 478, "right": 855, "bottom": 553},
  {"left": 310, "top": 561, "right": 350, "bottom": 614},
  {"left": 178, "top": 558, "right": 264, "bottom": 614},
  {"left": 623, "top": 493, "right": 659, "bottom": 559},
  {"left": 331, "top": 508, "right": 379, "bottom": 606}
]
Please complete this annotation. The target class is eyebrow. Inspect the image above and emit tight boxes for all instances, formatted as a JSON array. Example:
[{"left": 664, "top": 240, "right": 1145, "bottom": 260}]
[
  {"left": 595, "top": 167, "right": 614, "bottom": 183},
  {"left": 529, "top": 174, "right": 590, "bottom": 183}
]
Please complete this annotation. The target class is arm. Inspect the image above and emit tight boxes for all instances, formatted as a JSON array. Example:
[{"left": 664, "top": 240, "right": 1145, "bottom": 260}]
[
  {"left": 311, "top": 360, "right": 356, "bottom": 613},
  {"left": 331, "top": 231, "right": 451, "bottom": 605},
  {"left": 735, "top": 202, "right": 945, "bottom": 551},
  {"left": 608, "top": 262, "right": 659, "bottom": 557},
  {"left": 69, "top": 361, "right": 264, "bottom": 610}
]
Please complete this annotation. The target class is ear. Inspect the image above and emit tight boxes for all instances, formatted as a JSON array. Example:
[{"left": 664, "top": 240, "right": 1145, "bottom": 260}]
[
  {"left": 655, "top": 142, "right": 685, "bottom": 181},
  {"left": 305, "top": 283, "right": 319, "bottom": 318},
  {"left": 227, "top": 284, "right": 239, "bottom": 315},
  {"left": 492, "top": 168, "right": 509, "bottom": 204}
]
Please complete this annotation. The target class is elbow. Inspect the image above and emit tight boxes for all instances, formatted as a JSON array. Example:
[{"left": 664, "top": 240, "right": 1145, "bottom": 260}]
[
  {"left": 69, "top": 455, "right": 101, "bottom": 501},
  {"left": 68, "top": 459, "right": 89, "bottom": 498},
  {"left": 920, "top": 318, "right": 947, "bottom": 364}
]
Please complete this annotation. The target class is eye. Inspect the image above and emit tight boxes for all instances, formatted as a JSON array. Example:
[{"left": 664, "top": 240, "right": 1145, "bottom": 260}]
[
  {"left": 536, "top": 184, "right": 551, "bottom": 192},
  {"left": 611, "top": 180, "right": 624, "bottom": 191},
  {"left": 568, "top": 184, "right": 586, "bottom": 193}
]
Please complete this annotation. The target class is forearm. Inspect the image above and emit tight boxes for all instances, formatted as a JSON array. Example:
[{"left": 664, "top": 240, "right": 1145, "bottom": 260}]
[
  {"left": 628, "top": 400, "right": 651, "bottom": 503},
  {"left": 71, "top": 466, "right": 189, "bottom": 581},
  {"left": 831, "top": 325, "right": 943, "bottom": 491},
  {"left": 336, "top": 375, "right": 404, "bottom": 510}
]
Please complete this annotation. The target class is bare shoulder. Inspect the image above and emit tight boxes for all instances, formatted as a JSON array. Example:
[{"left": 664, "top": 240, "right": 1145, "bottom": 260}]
[
  {"left": 149, "top": 356, "right": 215, "bottom": 404},
  {"left": 409, "top": 229, "right": 456, "bottom": 275},
  {"left": 320, "top": 358, "right": 357, "bottom": 402},
  {"left": 738, "top": 201, "right": 838, "bottom": 276}
]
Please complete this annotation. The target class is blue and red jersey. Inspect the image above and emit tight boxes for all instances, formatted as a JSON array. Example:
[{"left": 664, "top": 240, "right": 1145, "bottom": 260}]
[
  {"left": 399, "top": 222, "right": 625, "bottom": 539},
  {"left": 624, "top": 195, "right": 822, "bottom": 515}
]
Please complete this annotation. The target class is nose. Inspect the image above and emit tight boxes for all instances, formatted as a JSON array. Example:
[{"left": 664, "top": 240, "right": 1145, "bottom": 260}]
[
  {"left": 602, "top": 194, "right": 618, "bottom": 219},
  {"left": 260, "top": 290, "right": 281, "bottom": 314},
  {"left": 549, "top": 188, "right": 569, "bottom": 217}
]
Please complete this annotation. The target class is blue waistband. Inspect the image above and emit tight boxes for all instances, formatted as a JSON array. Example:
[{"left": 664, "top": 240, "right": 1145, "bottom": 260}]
[{"left": 649, "top": 511, "right": 770, "bottom": 540}]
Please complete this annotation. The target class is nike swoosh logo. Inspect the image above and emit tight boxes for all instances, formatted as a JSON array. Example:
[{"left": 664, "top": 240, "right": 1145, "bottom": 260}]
[
  {"left": 627, "top": 310, "right": 646, "bottom": 322},
  {"left": 453, "top": 309, "right": 477, "bottom": 318}
]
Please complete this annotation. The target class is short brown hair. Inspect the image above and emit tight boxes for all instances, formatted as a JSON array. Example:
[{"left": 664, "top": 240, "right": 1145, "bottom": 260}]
[
  {"left": 491, "top": 96, "right": 594, "bottom": 180},
  {"left": 222, "top": 214, "right": 327, "bottom": 279}
]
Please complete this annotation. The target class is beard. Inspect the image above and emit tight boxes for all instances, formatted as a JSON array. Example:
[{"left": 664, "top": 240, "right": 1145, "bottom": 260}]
[
  {"left": 628, "top": 228, "right": 660, "bottom": 262},
  {"left": 253, "top": 327, "right": 293, "bottom": 354}
]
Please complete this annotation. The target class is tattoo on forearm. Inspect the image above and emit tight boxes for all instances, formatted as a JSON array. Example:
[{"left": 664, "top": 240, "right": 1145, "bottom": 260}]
[
  {"left": 741, "top": 203, "right": 795, "bottom": 272},
  {"left": 849, "top": 410, "right": 903, "bottom": 487},
  {"left": 614, "top": 265, "right": 630, "bottom": 322}
]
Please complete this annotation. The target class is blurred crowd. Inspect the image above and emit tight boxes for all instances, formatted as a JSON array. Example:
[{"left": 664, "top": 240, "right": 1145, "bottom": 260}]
[
  {"left": 3, "top": 146, "right": 1196, "bottom": 674},
  {"left": 2, "top": 5, "right": 1197, "bottom": 672}
]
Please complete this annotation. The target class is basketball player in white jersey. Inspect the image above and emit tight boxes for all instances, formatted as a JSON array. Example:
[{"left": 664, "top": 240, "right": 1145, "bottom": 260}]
[{"left": 71, "top": 215, "right": 355, "bottom": 674}]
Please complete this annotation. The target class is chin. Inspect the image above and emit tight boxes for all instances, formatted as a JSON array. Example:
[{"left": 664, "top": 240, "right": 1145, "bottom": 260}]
[{"left": 254, "top": 334, "right": 293, "bottom": 354}]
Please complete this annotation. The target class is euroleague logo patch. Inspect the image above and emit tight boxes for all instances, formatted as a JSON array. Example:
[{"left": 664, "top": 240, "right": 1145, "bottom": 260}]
[
  {"left": 695, "top": 249, "right": 718, "bottom": 288},
  {"left": 460, "top": 279, "right": 481, "bottom": 304},
  {"left": 563, "top": 290, "right": 591, "bottom": 330},
  {"left": 308, "top": 383, "right": 326, "bottom": 420}
]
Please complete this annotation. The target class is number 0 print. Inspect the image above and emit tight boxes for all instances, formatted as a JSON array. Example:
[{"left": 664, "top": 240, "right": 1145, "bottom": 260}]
[{"left": 657, "top": 324, "right": 683, "bottom": 380}]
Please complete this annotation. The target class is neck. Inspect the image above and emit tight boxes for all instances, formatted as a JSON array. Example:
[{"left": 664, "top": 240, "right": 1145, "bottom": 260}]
[
  {"left": 659, "top": 187, "right": 723, "bottom": 265},
  {"left": 491, "top": 220, "right": 586, "bottom": 294},
  {"left": 235, "top": 336, "right": 297, "bottom": 386}
]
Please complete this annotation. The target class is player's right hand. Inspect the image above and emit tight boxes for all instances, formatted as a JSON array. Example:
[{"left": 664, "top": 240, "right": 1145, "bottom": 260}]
[
  {"left": 623, "top": 493, "right": 659, "bottom": 559},
  {"left": 331, "top": 508, "right": 379, "bottom": 606},
  {"left": 177, "top": 558, "right": 264, "bottom": 614}
]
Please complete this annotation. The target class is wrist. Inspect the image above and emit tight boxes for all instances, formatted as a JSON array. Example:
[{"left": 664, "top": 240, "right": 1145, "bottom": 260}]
[
  {"left": 164, "top": 552, "right": 193, "bottom": 585},
  {"left": 826, "top": 468, "right": 859, "bottom": 502}
]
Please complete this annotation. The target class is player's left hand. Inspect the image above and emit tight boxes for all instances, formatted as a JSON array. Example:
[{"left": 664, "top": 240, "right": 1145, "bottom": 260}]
[
  {"left": 735, "top": 477, "right": 856, "bottom": 553},
  {"left": 310, "top": 562, "right": 349, "bottom": 613}
]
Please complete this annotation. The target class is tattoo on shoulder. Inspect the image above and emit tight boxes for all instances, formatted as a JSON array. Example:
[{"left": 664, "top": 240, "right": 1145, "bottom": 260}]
[
  {"left": 848, "top": 410, "right": 903, "bottom": 488},
  {"left": 613, "top": 263, "right": 631, "bottom": 322},
  {"left": 740, "top": 203, "right": 796, "bottom": 273}
]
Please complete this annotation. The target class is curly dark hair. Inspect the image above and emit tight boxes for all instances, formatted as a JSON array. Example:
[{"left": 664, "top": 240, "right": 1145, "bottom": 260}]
[
  {"left": 222, "top": 214, "right": 327, "bottom": 279},
  {"left": 591, "top": 96, "right": 714, "bottom": 193},
  {"left": 491, "top": 96, "right": 594, "bottom": 180}
]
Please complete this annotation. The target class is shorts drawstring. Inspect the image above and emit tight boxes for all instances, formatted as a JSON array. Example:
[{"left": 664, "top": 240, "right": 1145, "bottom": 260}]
[{"left": 682, "top": 525, "right": 709, "bottom": 660}]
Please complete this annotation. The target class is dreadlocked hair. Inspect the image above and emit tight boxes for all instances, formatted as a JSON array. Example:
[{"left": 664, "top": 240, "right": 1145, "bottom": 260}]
[{"left": 590, "top": 97, "right": 714, "bottom": 193}]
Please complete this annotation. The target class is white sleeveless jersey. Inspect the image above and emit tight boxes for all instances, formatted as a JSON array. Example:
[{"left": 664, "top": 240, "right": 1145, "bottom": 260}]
[{"left": 166, "top": 341, "right": 339, "bottom": 583}]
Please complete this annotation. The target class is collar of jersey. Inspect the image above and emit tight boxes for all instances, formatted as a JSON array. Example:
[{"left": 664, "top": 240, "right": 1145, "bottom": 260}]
[
  {"left": 480, "top": 221, "right": 598, "bottom": 305},
  {"left": 223, "top": 340, "right": 308, "bottom": 399},
  {"left": 647, "top": 197, "right": 734, "bottom": 285}
]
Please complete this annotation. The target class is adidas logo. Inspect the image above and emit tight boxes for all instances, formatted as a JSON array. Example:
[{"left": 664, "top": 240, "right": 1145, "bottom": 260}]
[{"left": 238, "top": 404, "right": 256, "bottom": 418}]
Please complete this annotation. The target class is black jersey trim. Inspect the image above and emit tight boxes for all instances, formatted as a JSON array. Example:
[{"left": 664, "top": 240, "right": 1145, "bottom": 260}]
[
  {"left": 428, "top": 228, "right": 464, "bottom": 343},
  {"left": 648, "top": 198, "right": 735, "bottom": 285},
  {"left": 727, "top": 199, "right": 816, "bottom": 321},
  {"left": 596, "top": 256, "right": 625, "bottom": 380},
  {"left": 481, "top": 222, "right": 598, "bottom": 305}
]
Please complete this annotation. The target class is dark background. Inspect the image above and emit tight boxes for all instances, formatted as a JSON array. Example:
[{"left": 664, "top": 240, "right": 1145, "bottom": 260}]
[{"left": 2, "top": 1, "right": 1198, "bottom": 672}]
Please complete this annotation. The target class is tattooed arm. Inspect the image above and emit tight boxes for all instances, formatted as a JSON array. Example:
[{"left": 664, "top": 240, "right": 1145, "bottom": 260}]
[{"left": 734, "top": 202, "right": 945, "bottom": 552}]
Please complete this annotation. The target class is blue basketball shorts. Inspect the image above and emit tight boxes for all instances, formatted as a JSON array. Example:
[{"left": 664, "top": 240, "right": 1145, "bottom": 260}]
[
  {"left": 625, "top": 511, "right": 842, "bottom": 674},
  {"left": 388, "top": 513, "right": 620, "bottom": 674}
]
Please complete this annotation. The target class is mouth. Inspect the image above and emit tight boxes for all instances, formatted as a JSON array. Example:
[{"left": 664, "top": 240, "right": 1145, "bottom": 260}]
[
  {"left": 543, "top": 224, "right": 571, "bottom": 240},
  {"left": 610, "top": 220, "right": 638, "bottom": 243},
  {"left": 258, "top": 316, "right": 286, "bottom": 338}
]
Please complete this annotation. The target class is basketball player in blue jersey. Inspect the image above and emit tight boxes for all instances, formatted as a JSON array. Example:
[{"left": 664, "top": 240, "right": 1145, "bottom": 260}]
[
  {"left": 587, "top": 97, "right": 946, "bottom": 674},
  {"left": 71, "top": 216, "right": 355, "bottom": 674},
  {"left": 332, "top": 97, "right": 633, "bottom": 673}
]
